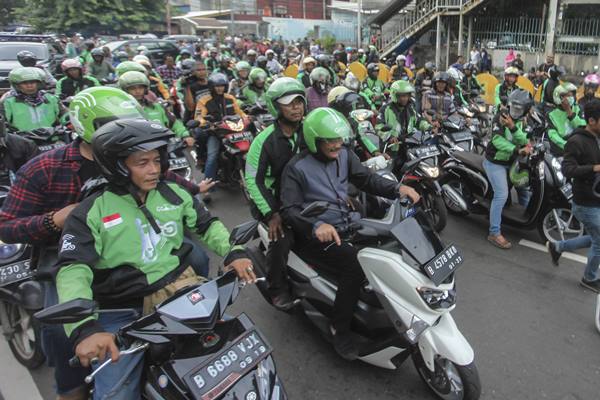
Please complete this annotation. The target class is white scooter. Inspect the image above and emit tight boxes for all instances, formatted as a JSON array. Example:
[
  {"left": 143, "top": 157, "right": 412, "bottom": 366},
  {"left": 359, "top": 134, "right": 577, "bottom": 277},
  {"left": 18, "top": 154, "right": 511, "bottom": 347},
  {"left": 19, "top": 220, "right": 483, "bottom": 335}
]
[
  {"left": 249, "top": 199, "right": 481, "bottom": 400},
  {"left": 596, "top": 295, "right": 600, "bottom": 333}
]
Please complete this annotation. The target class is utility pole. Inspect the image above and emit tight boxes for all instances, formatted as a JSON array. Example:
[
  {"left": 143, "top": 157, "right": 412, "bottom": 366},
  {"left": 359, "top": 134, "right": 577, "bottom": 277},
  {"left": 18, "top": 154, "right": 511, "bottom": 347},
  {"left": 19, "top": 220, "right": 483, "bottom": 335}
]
[
  {"left": 545, "top": 0, "right": 559, "bottom": 57},
  {"left": 303, "top": 0, "right": 306, "bottom": 19},
  {"left": 166, "top": 0, "right": 171, "bottom": 35},
  {"left": 435, "top": 14, "right": 442, "bottom": 68},
  {"left": 457, "top": 4, "right": 464, "bottom": 58},
  {"left": 357, "top": 0, "right": 362, "bottom": 48},
  {"left": 230, "top": 0, "right": 235, "bottom": 35}
]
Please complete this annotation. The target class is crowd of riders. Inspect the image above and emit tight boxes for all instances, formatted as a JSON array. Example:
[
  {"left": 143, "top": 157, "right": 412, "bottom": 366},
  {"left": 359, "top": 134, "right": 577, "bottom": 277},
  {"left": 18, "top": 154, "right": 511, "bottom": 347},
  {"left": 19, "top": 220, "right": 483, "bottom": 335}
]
[{"left": 1, "top": 32, "right": 600, "bottom": 399}]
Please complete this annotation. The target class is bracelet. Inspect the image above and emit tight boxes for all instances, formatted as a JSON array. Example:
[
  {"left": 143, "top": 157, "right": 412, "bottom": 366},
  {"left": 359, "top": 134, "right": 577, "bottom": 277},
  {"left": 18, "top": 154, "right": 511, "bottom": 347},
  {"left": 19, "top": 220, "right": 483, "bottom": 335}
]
[{"left": 43, "top": 211, "right": 61, "bottom": 233}]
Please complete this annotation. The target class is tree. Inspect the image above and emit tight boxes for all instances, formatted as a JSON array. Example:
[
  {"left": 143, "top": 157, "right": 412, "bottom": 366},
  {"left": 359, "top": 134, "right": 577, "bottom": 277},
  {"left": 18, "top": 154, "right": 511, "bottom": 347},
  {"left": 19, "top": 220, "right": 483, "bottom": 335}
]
[
  {"left": 14, "top": 0, "right": 166, "bottom": 34},
  {"left": 0, "top": 0, "right": 18, "bottom": 29}
]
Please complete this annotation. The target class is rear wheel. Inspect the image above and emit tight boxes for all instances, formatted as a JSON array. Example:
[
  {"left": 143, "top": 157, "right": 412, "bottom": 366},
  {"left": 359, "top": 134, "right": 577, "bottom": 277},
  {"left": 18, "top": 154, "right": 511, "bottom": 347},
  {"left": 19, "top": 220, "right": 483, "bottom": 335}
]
[
  {"left": 412, "top": 350, "right": 481, "bottom": 400},
  {"left": 538, "top": 207, "right": 584, "bottom": 244},
  {"left": 0, "top": 302, "right": 45, "bottom": 369},
  {"left": 422, "top": 191, "right": 447, "bottom": 232}
]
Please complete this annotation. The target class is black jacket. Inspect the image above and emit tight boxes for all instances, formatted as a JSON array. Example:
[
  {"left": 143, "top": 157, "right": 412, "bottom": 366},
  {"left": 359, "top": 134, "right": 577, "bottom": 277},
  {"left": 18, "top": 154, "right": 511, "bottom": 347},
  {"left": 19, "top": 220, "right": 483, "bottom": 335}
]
[
  {"left": 562, "top": 127, "right": 600, "bottom": 206},
  {"left": 1, "top": 133, "right": 38, "bottom": 173}
]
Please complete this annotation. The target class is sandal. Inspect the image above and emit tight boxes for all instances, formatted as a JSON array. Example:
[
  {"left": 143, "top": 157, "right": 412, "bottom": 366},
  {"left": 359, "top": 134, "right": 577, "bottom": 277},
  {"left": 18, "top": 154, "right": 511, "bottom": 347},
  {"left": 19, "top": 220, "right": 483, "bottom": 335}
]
[{"left": 487, "top": 234, "right": 512, "bottom": 249}]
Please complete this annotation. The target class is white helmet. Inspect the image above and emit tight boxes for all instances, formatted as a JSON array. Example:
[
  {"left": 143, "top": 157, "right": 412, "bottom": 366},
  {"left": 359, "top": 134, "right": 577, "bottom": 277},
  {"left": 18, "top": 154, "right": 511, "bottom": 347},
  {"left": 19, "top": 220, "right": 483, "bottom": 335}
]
[
  {"left": 447, "top": 67, "right": 464, "bottom": 82},
  {"left": 396, "top": 55, "right": 407, "bottom": 63}
]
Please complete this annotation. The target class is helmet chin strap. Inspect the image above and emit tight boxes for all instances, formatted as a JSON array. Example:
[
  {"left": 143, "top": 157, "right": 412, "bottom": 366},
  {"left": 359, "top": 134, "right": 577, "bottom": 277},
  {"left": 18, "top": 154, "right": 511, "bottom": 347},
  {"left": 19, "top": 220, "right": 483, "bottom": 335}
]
[{"left": 126, "top": 182, "right": 162, "bottom": 234}]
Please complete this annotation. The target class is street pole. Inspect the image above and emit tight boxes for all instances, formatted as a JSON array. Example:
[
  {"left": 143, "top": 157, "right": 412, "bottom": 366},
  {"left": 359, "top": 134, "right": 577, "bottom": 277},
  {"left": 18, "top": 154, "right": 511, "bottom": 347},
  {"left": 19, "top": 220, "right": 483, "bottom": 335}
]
[
  {"left": 446, "top": 20, "right": 451, "bottom": 69},
  {"left": 303, "top": 0, "right": 306, "bottom": 19},
  {"left": 230, "top": 0, "right": 235, "bottom": 35},
  {"left": 166, "top": 0, "right": 171, "bottom": 35},
  {"left": 435, "top": 14, "right": 442, "bottom": 68},
  {"left": 458, "top": 5, "right": 464, "bottom": 58},
  {"left": 545, "top": 0, "right": 559, "bottom": 57},
  {"left": 357, "top": 0, "right": 362, "bottom": 48},
  {"left": 467, "top": 16, "right": 473, "bottom": 55}
]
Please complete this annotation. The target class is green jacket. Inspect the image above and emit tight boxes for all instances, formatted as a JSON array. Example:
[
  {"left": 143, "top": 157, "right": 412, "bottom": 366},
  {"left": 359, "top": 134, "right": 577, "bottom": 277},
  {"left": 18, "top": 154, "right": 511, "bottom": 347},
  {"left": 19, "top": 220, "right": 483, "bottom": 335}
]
[
  {"left": 142, "top": 102, "right": 189, "bottom": 138},
  {"left": 362, "top": 77, "right": 386, "bottom": 108},
  {"left": 1, "top": 93, "right": 61, "bottom": 131},
  {"left": 241, "top": 85, "right": 266, "bottom": 107},
  {"left": 79, "top": 50, "right": 93, "bottom": 65},
  {"left": 56, "top": 181, "right": 244, "bottom": 339},
  {"left": 56, "top": 75, "right": 100, "bottom": 98},
  {"left": 376, "top": 101, "right": 430, "bottom": 152},
  {"left": 485, "top": 116, "right": 528, "bottom": 164},
  {"left": 547, "top": 106, "right": 586, "bottom": 150}
]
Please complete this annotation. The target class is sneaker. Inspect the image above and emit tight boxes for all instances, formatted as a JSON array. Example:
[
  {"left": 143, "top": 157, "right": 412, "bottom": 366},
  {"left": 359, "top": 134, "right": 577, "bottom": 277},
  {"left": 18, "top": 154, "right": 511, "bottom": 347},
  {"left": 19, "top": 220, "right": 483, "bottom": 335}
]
[
  {"left": 487, "top": 234, "right": 512, "bottom": 249},
  {"left": 580, "top": 278, "right": 600, "bottom": 293},
  {"left": 546, "top": 241, "right": 562, "bottom": 267},
  {"left": 330, "top": 326, "right": 359, "bottom": 361},
  {"left": 271, "top": 291, "right": 300, "bottom": 311}
]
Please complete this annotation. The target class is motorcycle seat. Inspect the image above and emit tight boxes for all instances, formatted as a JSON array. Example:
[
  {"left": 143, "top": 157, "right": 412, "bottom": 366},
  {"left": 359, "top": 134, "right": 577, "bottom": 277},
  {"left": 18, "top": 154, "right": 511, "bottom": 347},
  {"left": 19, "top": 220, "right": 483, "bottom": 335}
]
[{"left": 453, "top": 151, "right": 485, "bottom": 173}]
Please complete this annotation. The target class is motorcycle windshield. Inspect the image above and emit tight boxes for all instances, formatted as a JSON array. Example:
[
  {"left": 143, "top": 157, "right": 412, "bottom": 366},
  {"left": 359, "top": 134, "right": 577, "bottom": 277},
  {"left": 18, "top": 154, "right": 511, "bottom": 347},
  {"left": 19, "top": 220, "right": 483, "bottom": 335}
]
[{"left": 390, "top": 212, "right": 444, "bottom": 265}]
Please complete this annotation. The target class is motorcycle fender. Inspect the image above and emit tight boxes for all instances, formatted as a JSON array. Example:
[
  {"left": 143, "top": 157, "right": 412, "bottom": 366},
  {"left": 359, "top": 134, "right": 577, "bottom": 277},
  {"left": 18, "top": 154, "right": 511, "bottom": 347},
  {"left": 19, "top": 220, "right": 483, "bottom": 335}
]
[
  {"left": 418, "top": 313, "right": 474, "bottom": 371},
  {"left": 442, "top": 184, "right": 468, "bottom": 212},
  {"left": 444, "top": 164, "right": 488, "bottom": 196}
]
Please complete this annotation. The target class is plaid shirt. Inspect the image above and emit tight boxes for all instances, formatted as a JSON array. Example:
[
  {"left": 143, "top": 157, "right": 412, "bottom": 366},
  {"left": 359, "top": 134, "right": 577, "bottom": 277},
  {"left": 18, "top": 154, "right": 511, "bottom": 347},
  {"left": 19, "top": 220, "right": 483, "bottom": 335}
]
[
  {"left": 0, "top": 141, "right": 199, "bottom": 245},
  {"left": 156, "top": 65, "right": 182, "bottom": 83}
]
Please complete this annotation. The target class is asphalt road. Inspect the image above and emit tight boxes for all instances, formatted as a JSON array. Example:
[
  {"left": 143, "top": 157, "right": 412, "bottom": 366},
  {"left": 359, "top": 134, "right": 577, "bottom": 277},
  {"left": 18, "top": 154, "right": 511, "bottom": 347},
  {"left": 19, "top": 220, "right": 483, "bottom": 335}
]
[{"left": 2, "top": 184, "right": 599, "bottom": 400}]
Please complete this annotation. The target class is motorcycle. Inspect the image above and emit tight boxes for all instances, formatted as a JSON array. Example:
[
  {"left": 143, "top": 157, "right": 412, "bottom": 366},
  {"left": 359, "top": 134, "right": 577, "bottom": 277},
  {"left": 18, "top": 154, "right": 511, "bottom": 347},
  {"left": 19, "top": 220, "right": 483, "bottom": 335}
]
[
  {"left": 243, "top": 100, "right": 276, "bottom": 134},
  {"left": 167, "top": 134, "right": 196, "bottom": 183},
  {"left": 250, "top": 199, "right": 481, "bottom": 400},
  {"left": 34, "top": 221, "right": 287, "bottom": 400},
  {"left": 439, "top": 125, "right": 583, "bottom": 243},
  {"left": 464, "top": 89, "right": 493, "bottom": 139},
  {"left": 16, "top": 126, "right": 70, "bottom": 153}
]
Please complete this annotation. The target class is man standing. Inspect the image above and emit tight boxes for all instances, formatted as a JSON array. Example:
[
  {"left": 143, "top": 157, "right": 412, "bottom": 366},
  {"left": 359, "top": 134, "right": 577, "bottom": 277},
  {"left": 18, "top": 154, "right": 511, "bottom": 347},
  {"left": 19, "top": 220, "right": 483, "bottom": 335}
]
[{"left": 156, "top": 55, "right": 182, "bottom": 86}]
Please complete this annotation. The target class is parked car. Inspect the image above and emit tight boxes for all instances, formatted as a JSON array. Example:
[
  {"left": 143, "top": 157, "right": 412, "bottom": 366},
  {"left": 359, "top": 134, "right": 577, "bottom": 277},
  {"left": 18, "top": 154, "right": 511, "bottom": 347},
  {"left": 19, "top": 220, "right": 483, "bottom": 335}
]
[
  {"left": 104, "top": 39, "right": 179, "bottom": 65},
  {"left": 163, "top": 35, "right": 200, "bottom": 43},
  {"left": 0, "top": 36, "right": 65, "bottom": 94}
]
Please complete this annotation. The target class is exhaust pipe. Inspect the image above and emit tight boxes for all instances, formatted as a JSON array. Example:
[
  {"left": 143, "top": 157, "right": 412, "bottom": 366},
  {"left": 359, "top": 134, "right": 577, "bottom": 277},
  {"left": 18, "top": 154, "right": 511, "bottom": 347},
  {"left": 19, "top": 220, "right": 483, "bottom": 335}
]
[{"left": 442, "top": 184, "right": 468, "bottom": 212}]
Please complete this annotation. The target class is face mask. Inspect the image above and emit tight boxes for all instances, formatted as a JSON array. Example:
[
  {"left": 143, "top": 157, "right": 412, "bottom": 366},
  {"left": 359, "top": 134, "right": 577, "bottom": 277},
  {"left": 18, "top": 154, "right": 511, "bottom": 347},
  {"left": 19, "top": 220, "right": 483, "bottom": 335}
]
[{"left": 568, "top": 97, "right": 575, "bottom": 107}]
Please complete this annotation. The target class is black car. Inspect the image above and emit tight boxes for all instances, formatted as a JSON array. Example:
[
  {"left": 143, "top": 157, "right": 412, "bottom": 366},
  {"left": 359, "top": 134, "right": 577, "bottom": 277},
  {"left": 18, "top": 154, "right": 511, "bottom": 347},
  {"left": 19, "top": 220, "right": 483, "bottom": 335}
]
[
  {"left": 0, "top": 37, "right": 65, "bottom": 94},
  {"left": 104, "top": 38, "right": 179, "bottom": 65}
]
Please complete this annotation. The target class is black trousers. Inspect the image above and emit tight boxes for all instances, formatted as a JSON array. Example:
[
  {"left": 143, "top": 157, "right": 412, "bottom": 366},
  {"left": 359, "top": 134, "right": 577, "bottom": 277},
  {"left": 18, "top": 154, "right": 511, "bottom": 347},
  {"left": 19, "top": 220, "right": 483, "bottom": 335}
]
[
  {"left": 266, "top": 226, "right": 295, "bottom": 296},
  {"left": 296, "top": 240, "right": 365, "bottom": 333}
]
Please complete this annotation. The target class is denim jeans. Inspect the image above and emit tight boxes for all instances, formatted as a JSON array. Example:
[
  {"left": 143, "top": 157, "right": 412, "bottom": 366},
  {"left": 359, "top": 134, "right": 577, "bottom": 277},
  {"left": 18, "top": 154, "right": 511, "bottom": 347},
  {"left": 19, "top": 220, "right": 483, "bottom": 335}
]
[
  {"left": 93, "top": 310, "right": 143, "bottom": 400},
  {"left": 483, "top": 159, "right": 531, "bottom": 235},
  {"left": 195, "top": 130, "right": 220, "bottom": 183},
  {"left": 182, "top": 236, "right": 210, "bottom": 278},
  {"left": 566, "top": 204, "right": 600, "bottom": 281}
]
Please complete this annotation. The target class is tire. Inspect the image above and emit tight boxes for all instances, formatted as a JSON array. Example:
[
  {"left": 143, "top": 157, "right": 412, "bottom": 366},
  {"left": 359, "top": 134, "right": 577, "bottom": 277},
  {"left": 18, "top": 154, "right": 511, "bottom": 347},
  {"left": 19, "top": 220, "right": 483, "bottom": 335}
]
[
  {"left": 423, "top": 191, "right": 448, "bottom": 232},
  {"left": 1, "top": 302, "right": 45, "bottom": 369},
  {"left": 537, "top": 207, "right": 584, "bottom": 244},
  {"left": 412, "top": 349, "right": 481, "bottom": 400}
]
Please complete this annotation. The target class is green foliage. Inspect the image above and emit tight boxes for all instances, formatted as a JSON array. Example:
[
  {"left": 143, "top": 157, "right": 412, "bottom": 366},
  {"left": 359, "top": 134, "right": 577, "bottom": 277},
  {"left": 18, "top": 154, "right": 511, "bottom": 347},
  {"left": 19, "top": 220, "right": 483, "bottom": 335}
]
[
  {"left": 14, "top": 0, "right": 166, "bottom": 33},
  {"left": 316, "top": 34, "right": 337, "bottom": 53}
]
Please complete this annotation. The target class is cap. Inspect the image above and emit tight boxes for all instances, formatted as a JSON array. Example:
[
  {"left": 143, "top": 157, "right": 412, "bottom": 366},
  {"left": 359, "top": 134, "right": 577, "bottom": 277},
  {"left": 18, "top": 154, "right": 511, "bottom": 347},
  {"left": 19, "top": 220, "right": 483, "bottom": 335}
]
[{"left": 277, "top": 93, "right": 305, "bottom": 105}]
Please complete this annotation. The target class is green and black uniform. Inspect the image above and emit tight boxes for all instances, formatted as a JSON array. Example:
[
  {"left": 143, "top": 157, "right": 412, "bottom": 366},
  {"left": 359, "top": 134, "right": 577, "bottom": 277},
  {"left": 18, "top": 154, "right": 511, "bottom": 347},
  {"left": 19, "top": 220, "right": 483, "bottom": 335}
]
[
  {"left": 142, "top": 101, "right": 190, "bottom": 139},
  {"left": 297, "top": 71, "right": 311, "bottom": 88},
  {"left": 376, "top": 101, "right": 430, "bottom": 152},
  {"left": 241, "top": 86, "right": 266, "bottom": 108},
  {"left": 362, "top": 77, "right": 386, "bottom": 109},
  {"left": 56, "top": 75, "right": 100, "bottom": 99},
  {"left": 56, "top": 181, "right": 244, "bottom": 343},
  {"left": 494, "top": 83, "right": 516, "bottom": 111},
  {"left": 1, "top": 92, "right": 61, "bottom": 131},
  {"left": 485, "top": 115, "right": 528, "bottom": 164},
  {"left": 547, "top": 106, "right": 586, "bottom": 153}
]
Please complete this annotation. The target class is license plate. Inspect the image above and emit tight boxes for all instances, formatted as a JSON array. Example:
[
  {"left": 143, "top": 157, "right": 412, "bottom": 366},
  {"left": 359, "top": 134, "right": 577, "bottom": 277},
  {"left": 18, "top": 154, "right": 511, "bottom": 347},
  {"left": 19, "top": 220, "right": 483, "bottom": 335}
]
[
  {"left": 169, "top": 157, "right": 189, "bottom": 168},
  {"left": 423, "top": 244, "right": 464, "bottom": 286},
  {"left": 413, "top": 145, "right": 439, "bottom": 158},
  {"left": 451, "top": 131, "right": 473, "bottom": 142},
  {"left": 0, "top": 259, "right": 33, "bottom": 287},
  {"left": 38, "top": 143, "right": 65, "bottom": 152},
  {"left": 188, "top": 329, "right": 272, "bottom": 399},
  {"left": 229, "top": 132, "right": 252, "bottom": 142},
  {"left": 560, "top": 183, "right": 573, "bottom": 200}
]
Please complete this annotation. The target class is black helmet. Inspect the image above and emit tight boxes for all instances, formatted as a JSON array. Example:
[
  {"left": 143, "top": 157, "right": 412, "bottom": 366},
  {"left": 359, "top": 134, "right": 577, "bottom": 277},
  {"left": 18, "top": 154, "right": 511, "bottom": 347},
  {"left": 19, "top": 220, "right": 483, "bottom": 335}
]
[
  {"left": 432, "top": 71, "right": 449, "bottom": 84},
  {"left": 91, "top": 119, "right": 174, "bottom": 187},
  {"left": 317, "top": 54, "right": 331, "bottom": 67},
  {"left": 548, "top": 65, "right": 565, "bottom": 80},
  {"left": 367, "top": 63, "right": 379, "bottom": 74},
  {"left": 424, "top": 62, "right": 436, "bottom": 72},
  {"left": 17, "top": 50, "right": 37, "bottom": 67},
  {"left": 507, "top": 88, "right": 533, "bottom": 120},
  {"left": 208, "top": 72, "right": 229, "bottom": 93},
  {"left": 331, "top": 92, "right": 364, "bottom": 117}
]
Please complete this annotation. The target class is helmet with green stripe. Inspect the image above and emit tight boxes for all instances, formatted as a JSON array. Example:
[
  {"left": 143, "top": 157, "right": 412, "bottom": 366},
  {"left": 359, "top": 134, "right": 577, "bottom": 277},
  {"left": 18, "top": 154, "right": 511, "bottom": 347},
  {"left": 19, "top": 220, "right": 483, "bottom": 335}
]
[
  {"left": 265, "top": 77, "right": 306, "bottom": 118},
  {"left": 115, "top": 61, "right": 147, "bottom": 77},
  {"left": 249, "top": 67, "right": 267, "bottom": 85},
  {"left": 118, "top": 71, "right": 150, "bottom": 91},
  {"left": 303, "top": 107, "right": 351, "bottom": 153},
  {"left": 390, "top": 80, "right": 415, "bottom": 102},
  {"left": 69, "top": 86, "right": 145, "bottom": 143}
]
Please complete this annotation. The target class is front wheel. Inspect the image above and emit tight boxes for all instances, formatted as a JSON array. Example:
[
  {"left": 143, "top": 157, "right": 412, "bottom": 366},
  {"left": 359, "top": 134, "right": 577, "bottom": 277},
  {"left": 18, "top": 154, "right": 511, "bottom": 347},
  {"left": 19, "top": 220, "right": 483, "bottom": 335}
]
[
  {"left": 422, "top": 190, "right": 448, "bottom": 232},
  {"left": 538, "top": 207, "right": 584, "bottom": 244},
  {"left": 0, "top": 301, "right": 45, "bottom": 369},
  {"left": 412, "top": 350, "right": 481, "bottom": 400}
]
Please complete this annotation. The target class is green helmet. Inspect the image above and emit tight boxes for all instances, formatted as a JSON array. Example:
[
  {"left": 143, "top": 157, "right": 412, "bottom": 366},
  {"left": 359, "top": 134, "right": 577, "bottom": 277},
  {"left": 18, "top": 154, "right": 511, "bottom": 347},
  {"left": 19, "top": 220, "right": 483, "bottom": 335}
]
[
  {"left": 309, "top": 67, "right": 330, "bottom": 85},
  {"left": 562, "top": 81, "right": 577, "bottom": 94},
  {"left": 8, "top": 67, "right": 44, "bottom": 87},
  {"left": 69, "top": 86, "right": 145, "bottom": 143},
  {"left": 509, "top": 158, "right": 530, "bottom": 189},
  {"left": 390, "top": 80, "right": 415, "bottom": 102},
  {"left": 115, "top": 61, "right": 147, "bottom": 77},
  {"left": 303, "top": 108, "right": 351, "bottom": 153},
  {"left": 265, "top": 77, "right": 306, "bottom": 118},
  {"left": 118, "top": 71, "right": 150, "bottom": 91},
  {"left": 553, "top": 84, "right": 570, "bottom": 106},
  {"left": 249, "top": 67, "right": 267, "bottom": 85},
  {"left": 235, "top": 61, "right": 251, "bottom": 72}
]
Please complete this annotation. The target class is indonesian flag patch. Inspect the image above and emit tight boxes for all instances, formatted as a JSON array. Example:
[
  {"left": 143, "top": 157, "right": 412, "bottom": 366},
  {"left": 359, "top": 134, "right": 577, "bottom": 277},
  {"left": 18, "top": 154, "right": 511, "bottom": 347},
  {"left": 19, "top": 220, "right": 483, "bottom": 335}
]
[{"left": 102, "top": 213, "right": 123, "bottom": 228}]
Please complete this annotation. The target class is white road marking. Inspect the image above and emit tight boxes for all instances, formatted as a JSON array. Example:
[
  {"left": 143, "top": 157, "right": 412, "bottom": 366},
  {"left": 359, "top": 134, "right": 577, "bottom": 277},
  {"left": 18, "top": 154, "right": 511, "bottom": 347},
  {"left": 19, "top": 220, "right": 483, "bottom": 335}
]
[
  {"left": 519, "top": 239, "right": 587, "bottom": 264},
  {"left": 0, "top": 338, "right": 43, "bottom": 400}
]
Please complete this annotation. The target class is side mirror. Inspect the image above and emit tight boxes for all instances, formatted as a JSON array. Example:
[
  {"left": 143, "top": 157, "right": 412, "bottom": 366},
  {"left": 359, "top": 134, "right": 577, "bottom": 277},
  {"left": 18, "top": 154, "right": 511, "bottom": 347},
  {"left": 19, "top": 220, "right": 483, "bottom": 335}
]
[
  {"left": 186, "top": 120, "right": 200, "bottom": 129},
  {"left": 229, "top": 220, "right": 259, "bottom": 245},
  {"left": 300, "top": 201, "right": 329, "bottom": 217},
  {"left": 399, "top": 158, "right": 421, "bottom": 174},
  {"left": 34, "top": 298, "right": 97, "bottom": 324}
]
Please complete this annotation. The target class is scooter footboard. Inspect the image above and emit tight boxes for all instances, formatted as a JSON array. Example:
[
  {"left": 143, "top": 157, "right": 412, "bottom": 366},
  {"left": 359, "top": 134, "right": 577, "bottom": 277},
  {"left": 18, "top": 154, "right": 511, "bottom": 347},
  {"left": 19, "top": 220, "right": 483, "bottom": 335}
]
[{"left": 418, "top": 313, "right": 474, "bottom": 372}]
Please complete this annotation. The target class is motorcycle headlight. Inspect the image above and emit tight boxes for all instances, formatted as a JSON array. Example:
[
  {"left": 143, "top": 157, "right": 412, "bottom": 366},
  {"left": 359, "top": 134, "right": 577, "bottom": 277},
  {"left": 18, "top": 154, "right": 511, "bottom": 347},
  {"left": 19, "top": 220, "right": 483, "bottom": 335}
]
[
  {"left": 478, "top": 105, "right": 486, "bottom": 113},
  {"left": 0, "top": 243, "right": 23, "bottom": 260},
  {"left": 417, "top": 285, "right": 456, "bottom": 310},
  {"left": 420, "top": 164, "right": 439, "bottom": 178},
  {"left": 551, "top": 157, "right": 565, "bottom": 184}
]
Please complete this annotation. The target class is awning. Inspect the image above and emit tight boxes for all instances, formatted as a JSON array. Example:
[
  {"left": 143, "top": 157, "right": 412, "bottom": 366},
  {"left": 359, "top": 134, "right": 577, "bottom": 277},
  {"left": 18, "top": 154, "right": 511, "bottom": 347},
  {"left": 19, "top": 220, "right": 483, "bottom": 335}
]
[{"left": 173, "top": 16, "right": 228, "bottom": 30}]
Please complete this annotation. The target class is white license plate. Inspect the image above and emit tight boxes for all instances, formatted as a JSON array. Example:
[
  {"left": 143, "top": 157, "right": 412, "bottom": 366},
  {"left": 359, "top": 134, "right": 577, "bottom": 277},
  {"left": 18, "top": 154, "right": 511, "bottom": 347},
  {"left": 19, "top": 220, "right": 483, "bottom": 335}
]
[
  {"left": 0, "top": 259, "right": 33, "bottom": 287},
  {"left": 423, "top": 244, "right": 464, "bottom": 286}
]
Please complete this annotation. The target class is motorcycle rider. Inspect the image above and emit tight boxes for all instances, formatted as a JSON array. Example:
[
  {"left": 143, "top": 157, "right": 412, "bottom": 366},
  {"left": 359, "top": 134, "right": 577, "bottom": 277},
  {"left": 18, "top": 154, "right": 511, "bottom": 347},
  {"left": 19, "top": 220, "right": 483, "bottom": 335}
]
[
  {"left": 118, "top": 71, "right": 194, "bottom": 147},
  {"left": 415, "top": 62, "right": 436, "bottom": 112},
  {"left": 205, "top": 47, "right": 219, "bottom": 72},
  {"left": 134, "top": 55, "right": 170, "bottom": 101},
  {"left": 447, "top": 68, "right": 469, "bottom": 108},
  {"left": 87, "top": 48, "right": 115, "bottom": 81},
  {"left": 495, "top": 66, "right": 519, "bottom": 111},
  {"left": 579, "top": 74, "right": 600, "bottom": 113},
  {"left": 547, "top": 84, "right": 586, "bottom": 155},
  {"left": 484, "top": 89, "right": 533, "bottom": 249},
  {"left": 56, "top": 59, "right": 100, "bottom": 99},
  {"left": 229, "top": 61, "right": 252, "bottom": 97},
  {"left": 195, "top": 73, "right": 247, "bottom": 200},
  {"left": 332, "top": 50, "right": 347, "bottom": 82},
  {"left": 376, "top": 80, "right": 431, "bottom": 156},
  {"left": 265, "top": 49, "right": 283, "bottom": 75},
  {"left": 1, "top": 67, "right": 62, "bottom": 132},
  {"left": 175, "top": 48, "right": 192, "bottom": 68},
  {"left": 461, "top": 62, "right": 483, "bottom": 100},
  {"left": 214, "top": 54, "right": 236, "bottom": 81},
  {"left": 389, "top": 54, "right": 411, "bottom": 82},
  {"left": 542, "top": 65, "right": 565, "bottom": 109},
  {"left": 256, "top": 55, "right": 273, "bottom": 79},
  {"left": 306, "top": 67, "right": 331, "bottom": 112},
  {"left": 53, "top": 119, "right": 255, "bottom": 399},
  {"left": 297, "top": 57, "right": 317, "bottom": 88},
  {"left": 0, "top": 87, "right": 204, "bottom": 400},
  {"left": 113, "top": 50, "right": 130, "bottom": 66},
  {"left": 245, "top": 78, "right": 307, "bottom": 310},
  {"left": 280, "top": 107, "right": 420, "bottom": 360},
  {"left": 362, "top": 63, "right": 386, "bottom": 110},
  {"left": 16, "top": 50, "right": 56, "bottom": 88},
  {"left": 246, "top": 49, "right": 258, "bottom": 67},
  {"left": 78, "top": 41, "right": 94, "bottom": 65},
  {"left": 177, "top": 60, "right": 210, "bottom": 120},
  {"left": 343, "top": 71, "right": 377, "bottom": 112},
  {"left": 422, "top": 71, "right": 457, "bottom": 128},
  {"left": 317, "top": 54, "right": 337, "bottom": 86},
  {"left": 241, "top": 67, "right": 268, "bottom": 107}
]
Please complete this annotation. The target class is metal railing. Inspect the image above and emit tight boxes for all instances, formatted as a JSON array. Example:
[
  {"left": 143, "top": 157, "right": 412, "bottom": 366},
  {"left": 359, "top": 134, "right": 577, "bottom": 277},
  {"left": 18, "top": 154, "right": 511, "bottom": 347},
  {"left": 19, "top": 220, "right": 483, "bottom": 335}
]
[
  {"left": 556, "top": 18, "right": 600, "bottom": 55},
  {"left": 472, "top": 17, "right": 546, "bottom": 53}
]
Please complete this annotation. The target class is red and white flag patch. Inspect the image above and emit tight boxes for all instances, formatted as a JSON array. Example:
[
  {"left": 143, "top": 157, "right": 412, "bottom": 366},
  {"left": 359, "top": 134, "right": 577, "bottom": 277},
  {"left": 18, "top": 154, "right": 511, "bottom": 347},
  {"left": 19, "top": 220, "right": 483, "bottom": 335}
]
[{"left": 102, "top": 213, "right": 123, "bottom": 228}]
